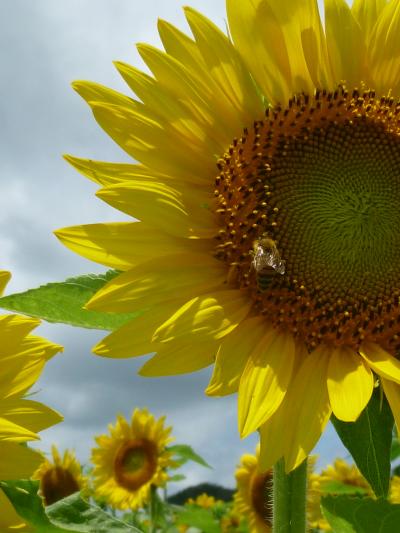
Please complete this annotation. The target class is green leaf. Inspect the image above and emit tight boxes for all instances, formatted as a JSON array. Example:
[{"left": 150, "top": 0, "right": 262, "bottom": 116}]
[
  {"left": 174, "top": 507, "right": 220, "bottom": 533},
  {"left": 321, "top": 495, "right": 400, "bottom": 533},
  {"left": 46, "top": 492, "right": 141, "bottom": 532},
  {"left": 1, "top": 480, "right": 141, "bottom": 532},
  {"left": 168, "top": 474, "right": 186, "bottom": 482},
  {"left": 319, "top": 480, "right": 369, "bottom": 495},
  {"left": 1, "top": 480, "right": 71, "bottom": 533},
  {"left": 167, "top": 444, "right": 211, "bottom": 469},
  {"left": 0, "top": 271, "right": 138, "bottom": 330},
  {"left": 331, "top": 388, "right": 393, "bottom": 498}
]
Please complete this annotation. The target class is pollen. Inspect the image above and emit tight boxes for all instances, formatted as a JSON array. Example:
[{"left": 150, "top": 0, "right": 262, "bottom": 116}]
[{"left": 214, "top": 86, "right": 400, "bottom": 353}]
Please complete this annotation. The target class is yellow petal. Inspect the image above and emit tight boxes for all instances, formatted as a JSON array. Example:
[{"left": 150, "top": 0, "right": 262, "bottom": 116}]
[
  {"left": 139, "top": 339, "right": 217, "bottom": 376},
  {"left": 0, "top": 399, "right": 63, "bottom": 434},
  {"left": 352, "top": 0, "right": 388, "bottom": 40},
  {"left": 259, "top": 400, "right": 290, "bottom": 471},
  {"left": 0, "top": 417, "right": 38, "bottom": 443},
  {"left": 55, "top": 222, "right": 208, "bottom": 271},
  {"left": 263, "top": 346, "right": 331, "bottom": 472},
  {"left": 226, "top": 0, "right": 291, "bottom": 104},
  {"left": 360, "top": 342, "right": 400, "bottom": 384},
  {"left": 63, "top": 155, "right": 168, "bottom": 187},
  {"left": 0, "top": 271, "right": 11, "bottom": 295},
  {"left": 86, "top": 254, "right": 224, "bottom": 313},
  {"left": 0, "top": 354, "right": 45, "bottom": 400},
  {"left": 90, "top": 101, "right": 215, "bottom": 184},
  {"left": 184, "top": 8, "right": 264, "bottom": 124},
  {"left": 72, "top": 80, "right": 145, "bottom": 113},
  {"left": 325, "top": 0, "right": 368, "bottom": 86},
  {"left": 0, "top": 442, "right": 43, "bottom": 480},
  {"left": 137, "top": 43, "right": 241, "bottom": 147},
  {"left": 206, "top": 316, "right": 267, "bottom": 396},
  {"left": 327, "top": 346, "right": 374, "bottom": 421},
  {"left": 0, "top": 315, "right": 40, "bottom": 352},
  {"left": 96, "top": 181, "right": 215, "bottom": 239},
  {"left": 382, "top": 378, "right": 400, "bottom": 434},
  {"left": 93, "top": 300, "right": 183, "bottom": 358},
  {"left": 153, "top": 290, "right": 251, "bottom": 344},
  {"left": 238, "top": 328, "right": 295, "bottom": 437},
  {"left": 368, "top": 0, "right": 400, "bottom": 95},
  {"left": 114, "top": 61, "right": 223, "bottom": 156},
  {"left": 8, "top": 335, "right": 62, "bottom": 361}
]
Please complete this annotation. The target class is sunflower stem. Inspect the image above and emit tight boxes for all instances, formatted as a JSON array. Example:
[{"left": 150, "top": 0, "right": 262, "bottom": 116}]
[
  {"left": 272, "top": 457, "right": 307, "bottom": 533},
  {"left": 148, "top": 485, "right": 157, "bottom": 533}
]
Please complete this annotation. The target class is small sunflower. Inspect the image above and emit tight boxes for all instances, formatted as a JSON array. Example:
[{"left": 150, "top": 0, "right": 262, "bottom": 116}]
[
  {"left": 33, "top": 445, "right": 87, "bottom": 506},
  {"left": 187, "top": 493, "right": 221, "bottom": 509},
  {"left": 308, "top": 458, "right": 372, "bottom": 531},
  {"left": 234, "top": 447, "right": 273, "bottom": 532},
  {"left": 91, "top": 408, "right": 174, "bottom": 510},
  {"left": 56, "top": 0, "right": 400, "bottom": 471},
  {"left": 0, "top": 270, "right": 63, "bottom": 528}
]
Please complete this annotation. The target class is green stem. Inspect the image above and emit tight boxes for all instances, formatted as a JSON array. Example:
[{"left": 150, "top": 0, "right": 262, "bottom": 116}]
[
  {"left": 273, "top": 457, "right": 307, "bottom": 533},
  {"left": 148, "top": 486, "right": 156, "bottom": 533}
]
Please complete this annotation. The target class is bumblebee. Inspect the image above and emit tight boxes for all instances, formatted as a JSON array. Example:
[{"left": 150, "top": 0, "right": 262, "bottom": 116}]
[{"left": 251, "top": 234, "right": 285, "bottom": 291}]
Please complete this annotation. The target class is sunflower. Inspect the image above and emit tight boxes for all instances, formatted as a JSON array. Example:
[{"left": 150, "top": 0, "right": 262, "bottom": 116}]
[
  {"left": 91, "top": 408, "right": 174, "bottom": 510},
  {"left": 308, "top": 458, "right": 400, "bottom": 530},
  {"left": 0, "top": 270, "right": 63, "bottom": 529},
  {"left": 308, "top": 458, "right": 371, "bottom": 531},
  {"left": 233, "top": 447, "right": 273, "bottom": 532},
  {"left": 187, "top": 493, "right": 221, "bottom": 509},
  {"left": 33, "top": 445, "right": 87, "bottom": 506},
  {"left": 56, "top": 0, "right": 400, "bottom": 471}
]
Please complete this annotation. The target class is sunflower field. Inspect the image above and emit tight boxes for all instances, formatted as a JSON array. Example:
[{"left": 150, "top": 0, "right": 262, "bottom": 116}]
[{"left": 2, "top": 0, "right": 400, "bottom": 531}]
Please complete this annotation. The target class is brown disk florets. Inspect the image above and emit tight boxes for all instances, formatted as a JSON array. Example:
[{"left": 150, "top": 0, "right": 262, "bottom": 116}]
[{"left": 214, "top": 86, "right": 400, "bottom": 353}]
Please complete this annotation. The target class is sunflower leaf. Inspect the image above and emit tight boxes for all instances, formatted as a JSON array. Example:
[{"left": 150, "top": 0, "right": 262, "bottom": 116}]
[
  {"left": 174, "top": 507, "right": 221, "bottom": 533},
  {"left": 46, "top": 492, "right": 142, "bottom": 532},
  {"left": 1, "top": 480, "right": 142, "bottom": 532},
  {"left": 321, "top": 495, "right": 400, "bottom": 533},
  {"left": 167, "top": 444, "right": 211, "bottom": 469},
  {"left": 331, "top": 388, "right": 393, "bottom": 498},
  {"left": 0, "top": 480, "right": 71, "bottom": 533},
  {"left": 0, "top": 271, "right": 138, "bottom": 330}
]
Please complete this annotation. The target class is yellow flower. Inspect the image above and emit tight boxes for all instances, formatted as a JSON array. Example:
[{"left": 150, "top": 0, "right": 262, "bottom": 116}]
[
  {"left": 33, "top": 445, "right": 87, "bottom": 506},
  {"left": 389, "top": 475, "right": 400, "bottom": 504},
  {"left": 0, "top": 270, "right": 63, "bottom": 529},
  {"left": 220, "top": 510, "right": 242, "bottom": 533},
  {"left": 56, "top": 0, "right": 400, "bottom": 471},
  {"left": 91, "top": 408, "right": 174, "bottom": 510},
  {"left": 187, "top": 493, "right": 220, "bottom": 509},
  {"left": 308, "top": 458, "right": 372, "bottom": 531},
  {"left": 234, "top": 447, "right": 273, "bottom": 532}
]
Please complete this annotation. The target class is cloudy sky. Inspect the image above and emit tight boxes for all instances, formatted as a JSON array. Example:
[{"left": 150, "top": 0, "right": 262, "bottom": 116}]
[{"left": 1, "top": 0, "right": 348, "bottom": 491}]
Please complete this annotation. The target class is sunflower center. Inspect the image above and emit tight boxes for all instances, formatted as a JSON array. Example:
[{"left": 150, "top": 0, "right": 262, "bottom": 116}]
[
  {"left": 215, "top": 87, "right": 400, "bottom": 352},
  {"left": 41, "top": 466, "right": 80, "bottom": 506},
  {"left": 250, "top": 470, "right": 273, "bottom": 526},
  {"left": 114, "top": 438, "right": 157, "bottom": 491}
]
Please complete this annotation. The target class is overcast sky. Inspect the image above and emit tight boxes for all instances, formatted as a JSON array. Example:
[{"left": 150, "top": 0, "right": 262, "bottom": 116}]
[{"left": 1, "top": 0, "right": 348, "bottom": 491}]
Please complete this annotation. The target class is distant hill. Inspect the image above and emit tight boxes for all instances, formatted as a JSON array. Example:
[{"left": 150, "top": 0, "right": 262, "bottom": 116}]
[{"left": 167, "top": 483, "right": 235, "bottom": 505}]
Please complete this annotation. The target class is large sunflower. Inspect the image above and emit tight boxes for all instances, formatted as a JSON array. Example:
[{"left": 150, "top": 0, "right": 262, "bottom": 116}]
[
  {"left": 0, "top": 270, "right": 63, "bottom": 529},
  {"left": 56, "top": 0, "right": 400, "bottom": 471},
  {"left": 91, "top": 408, "right": 174, "bottom": 510},
  {"left": 33, "top": 445, "right": 87, "bottom": 506}
]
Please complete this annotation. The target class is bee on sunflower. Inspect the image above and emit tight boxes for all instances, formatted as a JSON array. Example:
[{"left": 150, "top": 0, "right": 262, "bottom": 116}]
[{"left": 56, "top": 0, "right": 400, "bottom": 475}]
